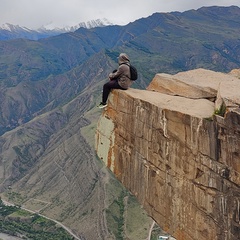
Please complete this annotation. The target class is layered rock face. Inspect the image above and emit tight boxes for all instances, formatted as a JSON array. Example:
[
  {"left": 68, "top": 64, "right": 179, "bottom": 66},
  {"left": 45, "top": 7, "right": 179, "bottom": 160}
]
[{"left": 95, "top": 68, "right": 240, "bottom": 240}]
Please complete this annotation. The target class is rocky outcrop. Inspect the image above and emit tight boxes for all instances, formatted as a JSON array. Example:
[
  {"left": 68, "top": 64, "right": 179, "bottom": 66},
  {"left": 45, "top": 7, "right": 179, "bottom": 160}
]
[{"left": 95, "top": 68, "right": 240, "bottom": 240}]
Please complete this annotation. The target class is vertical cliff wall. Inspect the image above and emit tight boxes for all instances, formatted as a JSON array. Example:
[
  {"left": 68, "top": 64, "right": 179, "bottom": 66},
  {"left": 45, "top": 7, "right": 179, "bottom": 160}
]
[{"left": 95, "top": 69, "right": 240, "bottom": 240}]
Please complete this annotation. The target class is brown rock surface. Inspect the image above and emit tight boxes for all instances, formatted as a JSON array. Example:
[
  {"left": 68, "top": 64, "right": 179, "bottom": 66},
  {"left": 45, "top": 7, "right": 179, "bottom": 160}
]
[
  {"left": 229, "top": 68, "right": 240, "bottom": 78},
  {"left": 215, "top": 77, "right": 240, "bottom": 110},
  {"left": 95, "top": 68, "right": 240, "bottom": 240},
  {"left": 147, "top": 68, "right": 239, "bottom": 102}
]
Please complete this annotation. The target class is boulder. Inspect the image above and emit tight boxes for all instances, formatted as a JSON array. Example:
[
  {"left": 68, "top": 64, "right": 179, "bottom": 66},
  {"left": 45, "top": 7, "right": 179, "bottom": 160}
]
[{"left": 147, "top": 68, "right": 239, "bottom": 103}]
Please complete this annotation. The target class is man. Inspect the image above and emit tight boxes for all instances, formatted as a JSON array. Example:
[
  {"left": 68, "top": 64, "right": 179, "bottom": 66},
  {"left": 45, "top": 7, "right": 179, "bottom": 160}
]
[{"left": 98, "top": 53, "right": 132, "bottom": 108}]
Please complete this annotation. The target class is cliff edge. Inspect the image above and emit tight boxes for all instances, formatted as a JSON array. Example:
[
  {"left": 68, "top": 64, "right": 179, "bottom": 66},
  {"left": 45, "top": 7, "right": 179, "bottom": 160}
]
[{"left": 95, "top": 68, "right": 240, "bottom": 240}]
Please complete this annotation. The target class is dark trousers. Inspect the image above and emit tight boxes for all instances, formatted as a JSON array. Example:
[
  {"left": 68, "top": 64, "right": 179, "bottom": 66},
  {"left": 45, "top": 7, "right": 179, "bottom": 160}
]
[{"left": 102, "top": 79, "right": 126, "bottom": 103}]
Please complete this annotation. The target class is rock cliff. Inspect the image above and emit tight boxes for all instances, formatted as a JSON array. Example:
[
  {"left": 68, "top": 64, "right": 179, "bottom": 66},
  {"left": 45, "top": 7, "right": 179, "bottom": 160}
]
[{"left": 95, "top": 68, "right": 240, "bottom": 240}]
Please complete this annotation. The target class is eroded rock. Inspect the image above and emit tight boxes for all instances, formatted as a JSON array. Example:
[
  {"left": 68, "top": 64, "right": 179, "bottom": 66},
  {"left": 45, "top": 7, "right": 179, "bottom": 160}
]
[{"left": 95, "top": 68, "right": 240, "bottom": 240}]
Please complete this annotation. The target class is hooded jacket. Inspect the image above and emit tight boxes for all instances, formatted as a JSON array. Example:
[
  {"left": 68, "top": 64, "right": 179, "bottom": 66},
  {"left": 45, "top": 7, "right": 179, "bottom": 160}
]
[{"left": 108, "top": 53, "right": 132, "bottom": 89}]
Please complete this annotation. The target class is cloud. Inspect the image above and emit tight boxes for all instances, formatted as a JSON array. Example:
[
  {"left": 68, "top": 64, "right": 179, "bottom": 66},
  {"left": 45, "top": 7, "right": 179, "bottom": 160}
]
[{"left": 0, "top": 0, "right": 239, "bottom": 29}]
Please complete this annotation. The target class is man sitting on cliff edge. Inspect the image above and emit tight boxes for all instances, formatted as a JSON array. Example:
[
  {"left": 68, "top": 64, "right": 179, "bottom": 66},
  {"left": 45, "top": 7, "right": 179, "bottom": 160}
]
[{"left": 98, "top": 53, "right": 132, "bottom": 108}]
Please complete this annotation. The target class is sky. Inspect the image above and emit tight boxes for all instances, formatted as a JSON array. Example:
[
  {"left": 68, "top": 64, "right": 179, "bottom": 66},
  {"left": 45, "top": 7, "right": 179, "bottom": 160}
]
[{"left": 0, "top": 0, "right": 240, "bottom": 29}]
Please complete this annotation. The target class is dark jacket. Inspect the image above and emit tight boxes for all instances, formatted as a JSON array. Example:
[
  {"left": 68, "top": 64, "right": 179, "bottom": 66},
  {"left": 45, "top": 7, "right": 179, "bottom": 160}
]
[{"left": 108, "top": 53, "right": 133, "bottom": 89}]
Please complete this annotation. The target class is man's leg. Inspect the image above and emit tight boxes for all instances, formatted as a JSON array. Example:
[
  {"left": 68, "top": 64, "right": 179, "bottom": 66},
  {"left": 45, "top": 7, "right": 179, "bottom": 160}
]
[{"left": 102, "top": 80, "right": 124, "bottom": 104}]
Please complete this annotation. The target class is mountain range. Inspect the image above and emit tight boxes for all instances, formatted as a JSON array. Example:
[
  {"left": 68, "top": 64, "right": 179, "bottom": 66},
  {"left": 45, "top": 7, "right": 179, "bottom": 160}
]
[
  {"left": 0, "top": 18, "right": 113, "bottom": 40},
  {"left": 0, "top": 6, "right": 240, "bottom": 239}
]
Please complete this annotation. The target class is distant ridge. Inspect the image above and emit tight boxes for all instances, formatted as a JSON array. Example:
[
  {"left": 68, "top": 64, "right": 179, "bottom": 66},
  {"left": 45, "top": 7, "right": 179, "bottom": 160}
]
[
  {"left": 39, "top": 18, "right": 113, "bottom": 31},
  {"left": 0, "top": 18, "right": 113, "bottom": 40}
]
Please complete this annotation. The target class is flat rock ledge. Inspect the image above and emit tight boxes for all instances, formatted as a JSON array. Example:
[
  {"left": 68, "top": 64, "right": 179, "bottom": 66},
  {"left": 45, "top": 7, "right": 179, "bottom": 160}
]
[{"left": 126, "top": 88, "right": 214, "bottom": 119}]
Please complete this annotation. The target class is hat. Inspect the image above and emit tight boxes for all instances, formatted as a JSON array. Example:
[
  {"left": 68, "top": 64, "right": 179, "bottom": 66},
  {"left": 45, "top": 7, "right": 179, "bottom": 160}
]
[{"left": 118, "top": 53, "right": 130, "bottom": 62}]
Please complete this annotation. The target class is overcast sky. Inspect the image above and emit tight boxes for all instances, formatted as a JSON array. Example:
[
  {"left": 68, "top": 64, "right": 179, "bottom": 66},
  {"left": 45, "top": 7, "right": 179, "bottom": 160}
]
[{"left": 0, "top": 0, "right": 240, "bottom": 29}]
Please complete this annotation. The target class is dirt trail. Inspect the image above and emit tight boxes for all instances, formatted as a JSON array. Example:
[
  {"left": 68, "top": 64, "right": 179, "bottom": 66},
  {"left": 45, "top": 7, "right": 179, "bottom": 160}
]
[{"left": 147, "top": 220, "right": 156, "bottom": 240}]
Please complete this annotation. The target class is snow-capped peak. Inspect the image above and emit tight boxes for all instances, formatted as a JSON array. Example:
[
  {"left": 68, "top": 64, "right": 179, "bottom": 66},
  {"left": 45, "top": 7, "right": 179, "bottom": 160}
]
[
  {"left": 38, "top": 18, "right": 113, "bottom": 32},
  {"left": 0, "top": 19, "right": 114, "bottom": 40},
  {"left": 76, "top": 18, "right": 113, "bottom": 29},
  {"left": 1, "top": 23, "right": 31, "bottom": 32}
]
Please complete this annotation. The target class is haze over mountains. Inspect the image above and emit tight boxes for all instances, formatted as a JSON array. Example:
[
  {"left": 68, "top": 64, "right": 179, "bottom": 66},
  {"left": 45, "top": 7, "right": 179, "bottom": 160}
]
[{"left": 0, "top": 6, "right": 240, "bottom": 239}]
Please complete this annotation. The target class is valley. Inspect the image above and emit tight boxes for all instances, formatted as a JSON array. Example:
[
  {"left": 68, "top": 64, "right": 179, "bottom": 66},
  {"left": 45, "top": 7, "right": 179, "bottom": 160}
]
[{"left": 0, "top": 6, "right": 240, "bottom": 239}]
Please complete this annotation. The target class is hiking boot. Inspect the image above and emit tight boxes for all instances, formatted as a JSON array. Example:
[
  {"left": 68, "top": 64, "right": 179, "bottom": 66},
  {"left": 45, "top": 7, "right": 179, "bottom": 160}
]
[{"left": 98, "top": 102, "right": 107, "bottom": 108}]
